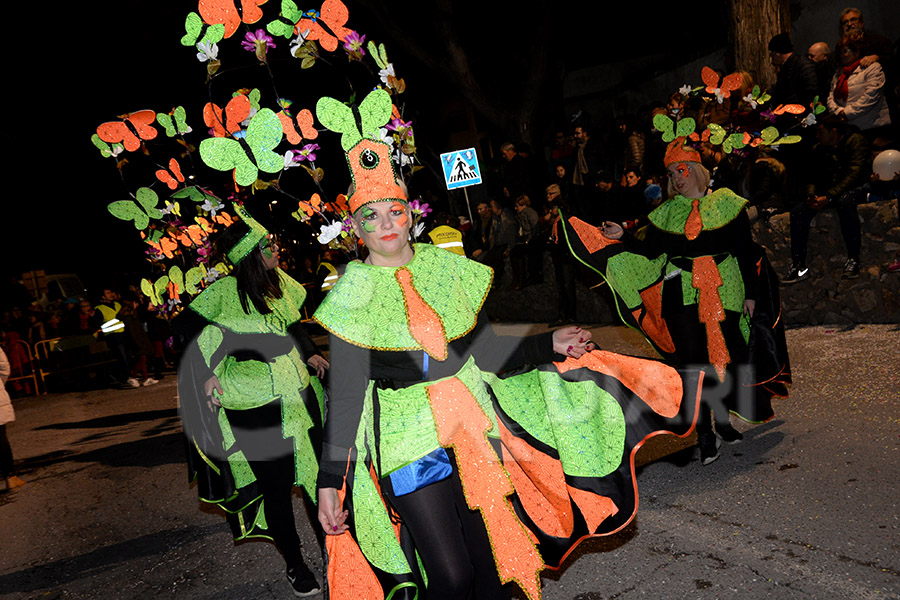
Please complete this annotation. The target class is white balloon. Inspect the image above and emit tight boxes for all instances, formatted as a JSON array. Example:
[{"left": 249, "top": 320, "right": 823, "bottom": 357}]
[{"left": 873, "top": 149, "right": 900, "bottom": 181}]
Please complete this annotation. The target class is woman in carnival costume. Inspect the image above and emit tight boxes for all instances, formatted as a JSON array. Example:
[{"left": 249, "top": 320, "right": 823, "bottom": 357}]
[
  {"left": 177, "top": 204, "right": 328, "bottom": 597},
  {"left": 561, "top": 137, "right": 791, "bottom": 466},
  {"left": 313, "top": 89, "right": 704, "bottom": 600}
]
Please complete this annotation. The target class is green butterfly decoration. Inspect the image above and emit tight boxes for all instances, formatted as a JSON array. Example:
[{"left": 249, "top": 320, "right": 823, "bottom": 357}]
[
  {"left": 706, "top": 123, "right": 727, "bottom": 145},
  {"left": 108, "top": 187, "right": 163, "bottom": 230},
  {"left": 653, "top": 114, "right": 696, "bottom": 143},
  {"left": 748, "top": 85, "right": 771, "bottom": 106},
  {"left": 91, "top": 134, "right": 124, "bottom": 158},
  {"left": 199, "top": 108, "right": 284, "bottom": 186},
  {"left": 181, "top": 12, "right": 225, "bottom": 47},
  {"left": 367, "top": 41, "right": 389, "bottom": 70},
  {"left": 156, "top": 106, "right": 192, "bottom": 137},
  {"left": 811, "top": 96, "right": 827, "bottom": 115},
  {"left": 316, "top": 88, "right": 393, "bottom": 152},
  {"left": 267, "top": 0, "right": 303, "bottom": 38},
  {"left": 171, "top": 186, "right": 220, "bottom": 204},
  {"left": 141, "top": 276, "right": 170, "bottom": 307}
]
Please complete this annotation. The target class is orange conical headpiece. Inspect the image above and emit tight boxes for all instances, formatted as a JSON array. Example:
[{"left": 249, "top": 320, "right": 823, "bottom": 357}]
[
  {"left": 664, "top": 137, "right": 702, "bottom": 168},
  {"left": 316, "top": 89, "right": 407, "bottom": 214}
]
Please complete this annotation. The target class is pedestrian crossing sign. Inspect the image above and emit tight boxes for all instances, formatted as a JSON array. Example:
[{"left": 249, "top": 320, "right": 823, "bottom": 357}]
[{"left": 440, "top": 148, "right": 482, "bottom": 190}]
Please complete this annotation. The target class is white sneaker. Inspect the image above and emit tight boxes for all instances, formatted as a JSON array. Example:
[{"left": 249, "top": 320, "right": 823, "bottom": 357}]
[
  {"left": 126, "top": 378, "right": 141, "bottom": 388},
  {"left": 142, "top": 378, "right": 159, "bottom": 386}
]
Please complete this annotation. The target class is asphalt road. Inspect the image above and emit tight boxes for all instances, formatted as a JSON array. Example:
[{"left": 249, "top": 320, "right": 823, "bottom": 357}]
[{"left": 1, "top": 324, "right": 898, "bottom": 600}]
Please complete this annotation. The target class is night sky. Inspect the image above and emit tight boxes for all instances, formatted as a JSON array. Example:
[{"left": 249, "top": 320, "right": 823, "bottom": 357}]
[{"left": 2, "top": 1, "right": 727, "bottom": 295}]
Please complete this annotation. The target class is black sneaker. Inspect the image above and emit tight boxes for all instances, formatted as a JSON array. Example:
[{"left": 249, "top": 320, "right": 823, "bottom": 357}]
[
  {"left": 287, "top": 562, "right": 321, "bottom": 597},
  {"left": 715, "top": 423, "right": 744, "bottom": 444},
  {"left": 698, "top": 433, "right": 721, "bottom": 465},
  {"left": 782, "top": 263, "right": 810, "bottom": 284},
  {"left": 841, "top": 258, "right": 860, "bottom": 279}
]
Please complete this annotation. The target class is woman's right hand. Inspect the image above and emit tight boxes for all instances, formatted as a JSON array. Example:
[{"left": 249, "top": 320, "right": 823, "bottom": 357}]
[
  {"left": 318, "top": 487, "right": 349, "bottom": 535},
  {"left": 600, "top": 221, "right": 624, "bottom": 239},
  {"left": 203, "top": 375, "right": 223, "bottom": 410}
]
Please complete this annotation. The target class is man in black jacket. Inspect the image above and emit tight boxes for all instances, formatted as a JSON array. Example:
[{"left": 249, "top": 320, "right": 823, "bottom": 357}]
[
  {"left": 783, "top": 115, "right": 871, "bottom": 283},
  {"left": 769, "top": 34, "right": 818, "bottom": 107}
]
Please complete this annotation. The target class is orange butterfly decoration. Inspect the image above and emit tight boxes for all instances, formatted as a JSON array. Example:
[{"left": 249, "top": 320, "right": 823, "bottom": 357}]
[
  {"left": 773, "top": 104, "right": 806, "bottom": 115},
  {"left": 326, "top": 193, "right": 349, "bottom": 214},
  {"left": 212, "top": 211, "right": 236, "bottom": 227},
  {"left": 701, "top": 67, "right": 743, "bottom": 99},
  {"left": 172, "top": 225, "right": 207, "bottom": 248},
  {"left": 198, "top": 0, "right": 267, "bottom": 39},
  {"left": 298, "top": 0, "right": 352, "bottom": 52},
  {"left": 96, "top": 110, "right": 158, "bottom": 152},
  {"left": 204, "top": 95, "right": 252, "bottom": 138},
  {"left": 293, "top": 193, "right": 323, "bottom": 220},
  {"left": 156, "top": 158, "right": 185, "bottom": 190},
  {"left": 142, "top": 231, "right": 179, "bottom": 259},
  {"left": 278, "top": 108, "right": 318, "bottom": 145}
]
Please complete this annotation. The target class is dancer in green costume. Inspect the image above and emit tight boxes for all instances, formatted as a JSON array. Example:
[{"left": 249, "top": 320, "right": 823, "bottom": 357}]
[
  {"left": 312, "top": 88, "right": 704, "bottom": 600},
  {"left": 564, "top": 138, "right": 791, "bottom": 466},
  {"left": 177, "top": 205, "right": 328, "bottom": 597}
]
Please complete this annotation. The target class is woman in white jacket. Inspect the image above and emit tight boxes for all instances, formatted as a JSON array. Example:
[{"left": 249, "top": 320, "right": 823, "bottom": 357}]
[
  {"left": 0, "top": 345, "right": 26, "bottom": 492},
  {"left": 827, "top": 35, "right": 891, "bottom": 133}
]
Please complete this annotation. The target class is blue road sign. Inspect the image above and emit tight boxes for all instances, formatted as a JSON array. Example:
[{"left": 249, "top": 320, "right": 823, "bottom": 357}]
[{"left": 440, "top": 148, "right": 482, "bottom": 190}]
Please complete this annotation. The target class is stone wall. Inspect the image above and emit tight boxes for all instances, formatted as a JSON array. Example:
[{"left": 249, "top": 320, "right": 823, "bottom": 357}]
[
  {"left": 752, "top": 200, "right": 900, "bottom": 325},
  {"left": 484, "top": 200, "right": 899, "bottom": 326}
]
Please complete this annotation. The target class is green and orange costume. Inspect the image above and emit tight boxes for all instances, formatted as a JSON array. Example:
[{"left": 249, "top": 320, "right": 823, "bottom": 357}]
[
  {"left": 313, "top": 242, "right": 704, "bottom": 600},
  {"left": 561, "top": 186, "right": 791, "bottom": 422}
]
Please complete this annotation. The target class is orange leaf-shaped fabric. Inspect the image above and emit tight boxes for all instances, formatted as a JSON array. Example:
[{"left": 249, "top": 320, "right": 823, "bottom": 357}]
[
  {"left": 691, "top": 255, "right": 730, "bottom": 381},
  {"left": 684, "top": 198, "right": 703, "bottom": 240},
  {"left": 395, "top": 268, "right": 447, "bottom": 360}
]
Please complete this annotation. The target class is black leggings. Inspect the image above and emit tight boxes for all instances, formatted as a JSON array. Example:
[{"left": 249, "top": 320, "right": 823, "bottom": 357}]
[
  {"left": 0, "top": 424, "right": 14, "bottom": 477},
  {"left": 226, "top": 400, "right": 305, "bottom": 568},
  {"left": 382, "top": 468, "right": 511, "bottom": 600},
  {"left": 664, "top": 304, "right": 750, "bottom": 435}
]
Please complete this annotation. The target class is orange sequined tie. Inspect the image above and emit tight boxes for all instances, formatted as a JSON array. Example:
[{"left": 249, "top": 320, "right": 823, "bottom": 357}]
[
  {"left": 427, "top": 378, "right": 544, "bottom": 600},
  {"left": 691, "top": 255, "right": 730, "bottom": 381},
  {"left": 395, "top": 267, "right": 448, "bottom": 360},
  {"left": 684, "top": 198, "right": 703, "bottom": 240}
]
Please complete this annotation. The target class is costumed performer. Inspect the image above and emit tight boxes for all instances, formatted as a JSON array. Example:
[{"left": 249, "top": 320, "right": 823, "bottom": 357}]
[
  {"left": 561, "top": 136, "right": 790, "bottom": 466},
  {"left": 313, "top": 89, "right": 705, "bottom": 600},
  {"left": 176, "top": 205, "right": 328, "bottom": 597}
]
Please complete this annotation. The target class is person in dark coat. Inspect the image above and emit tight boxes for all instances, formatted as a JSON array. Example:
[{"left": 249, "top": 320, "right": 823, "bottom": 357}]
[{"left": 768, "top": 33, "right": 818, "bottom": 107}]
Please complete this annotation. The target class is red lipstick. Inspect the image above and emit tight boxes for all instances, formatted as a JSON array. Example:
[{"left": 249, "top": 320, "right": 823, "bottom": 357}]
[{"left": 381, "top": 233, "right": 399, "bottom": 241}]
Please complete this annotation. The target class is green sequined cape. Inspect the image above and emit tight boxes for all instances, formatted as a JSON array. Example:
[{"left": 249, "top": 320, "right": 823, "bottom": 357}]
[
  {"left": 313, "top": 243, "right": 492, "bottom": 351},
  {"left": 181, "top": 269, "right": 323, "bottom": 541}
]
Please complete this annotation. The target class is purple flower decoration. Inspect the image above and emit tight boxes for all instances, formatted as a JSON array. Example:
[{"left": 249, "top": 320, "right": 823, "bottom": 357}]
[
  {"left": 409, "top": 199, "right": 432, "bottom": 217},
  {"left": 760, "top": 109, "right": 776, "bottom": 123},
  {"left": 297, "top": 143, "right": 320, "bottom": 161},
  {"left": 386, "top": 117, "right": 413, "bottom": 138},
  {"left": 341, "top": 215, "right": 353, "bottom": 232},
  {"left": 242, "top": 29, "right": 276, "bottom": 61},
  {"left": 343, "top": 31, "right": 366, "bottom": 55}
]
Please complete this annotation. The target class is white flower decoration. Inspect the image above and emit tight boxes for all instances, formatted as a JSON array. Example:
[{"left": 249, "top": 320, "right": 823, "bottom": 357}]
[
  {"left": 201, "top": 197, "right": 224, "bottom": 216},
  {"left": 412, "top": 222, "right": 425, "bottom": 238},
  {"left": 378, "top": 127, "right": 395, "bottom": 147},
  {"left": 802, "top": 113, "right": 817, "bottom": 127},
  {"left": 204, "top": 267, "right": 221, "bottom": 283},
  {"left": 197, "top": 41, "right": 218, "bottom": 62},
  {"left": 713, "top": 89, "right": 725, "bottom": 104},
  {"left": 283, "top": 150, "right": 301, "bottom": 169},
  {"left": 743, "top": 93, "right": 757, "bottom": 109},
  {"left": 317, "top": 221, "right": 343, "bottom": 244},
  {"left": 289, "top": 29, "right": 310, "bottom": 55},
  {"left": 679, "top": 84, "right": 693, "bottom": 95},
  {"left": 378, "top": 63, "right": 396, "bottom": 85}
]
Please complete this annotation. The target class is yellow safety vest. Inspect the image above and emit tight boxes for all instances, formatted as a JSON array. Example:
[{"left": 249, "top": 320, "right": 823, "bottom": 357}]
[
  {"left": 319, "top": 262, "right": 340, "bottom": 291},
  {"left": 428, "top": 225, "right": 465, "bottom": 256}
]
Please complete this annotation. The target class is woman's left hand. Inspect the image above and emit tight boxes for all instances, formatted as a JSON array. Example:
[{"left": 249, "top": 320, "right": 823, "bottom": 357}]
[
  {"left": 308, "top": 354, "right": 330, "bottom": 378},
  {"left": 743, "top": 299, "right": 756, "bottom": 318},
  {"left": 552, "top": 326, "right": 595, "bottom": 359}
]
